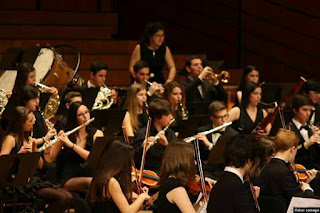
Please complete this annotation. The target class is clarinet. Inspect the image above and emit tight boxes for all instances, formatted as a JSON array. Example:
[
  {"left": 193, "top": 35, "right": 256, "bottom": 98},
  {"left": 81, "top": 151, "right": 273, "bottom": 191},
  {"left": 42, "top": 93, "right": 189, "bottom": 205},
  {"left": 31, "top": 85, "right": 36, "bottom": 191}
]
[
  {"left": 178, "top": 101, "right": 188, "bottom": 120},
  {"left": 38, "top": 107, "right": 58, "bottom": 141}
]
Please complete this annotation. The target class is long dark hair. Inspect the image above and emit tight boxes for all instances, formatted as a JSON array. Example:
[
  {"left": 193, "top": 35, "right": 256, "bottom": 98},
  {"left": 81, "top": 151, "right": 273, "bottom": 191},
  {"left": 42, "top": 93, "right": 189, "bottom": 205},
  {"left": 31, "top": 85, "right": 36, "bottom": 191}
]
[
  {"left": 160, "top": 140, "right": 195, "bottom": 186},
  {"left": 163, "top": 81, "right": 186, "bottom": 118},
  {"left": 12, "top": 63, "right": 35, "bottom": 93},
  {"left": 90, "top": 140, "right": 133, "bottom": 204},
  {"left": 3, "top": 106, "right": 32, "bottom": 150},
  {"left": 241, "top": 82, "right": 261, "bottom": 108},
  {"left": 238, "top": 65, "right": 258, "bottom": 91},
  {"left": 66, "top": 102, "right": 91, "bottom": 143},
  {"left": 20, "top": 85, "right": 39, "bottom": 107}
]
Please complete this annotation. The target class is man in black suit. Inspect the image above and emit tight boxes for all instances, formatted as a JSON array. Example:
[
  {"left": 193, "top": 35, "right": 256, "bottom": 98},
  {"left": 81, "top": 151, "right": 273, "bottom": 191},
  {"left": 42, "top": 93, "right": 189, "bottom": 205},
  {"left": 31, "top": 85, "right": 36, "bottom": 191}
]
[
  {"left": 207, "top": 134, "right": 261, "bottom": 213},
  {"left": 258, "top": 128, "right": 316, "bottom": 210},
  {"left": 196, "top": 101, "right": 237, "bottom": 162},
  {"left": 180, "top": 56, "right": 228, "bottom": 115},
  {"left": 301, "top": 80, "right": 320, "bottom": 126},
  {"left": 132, "top": 99, "right": 176, "bottom": 173}
]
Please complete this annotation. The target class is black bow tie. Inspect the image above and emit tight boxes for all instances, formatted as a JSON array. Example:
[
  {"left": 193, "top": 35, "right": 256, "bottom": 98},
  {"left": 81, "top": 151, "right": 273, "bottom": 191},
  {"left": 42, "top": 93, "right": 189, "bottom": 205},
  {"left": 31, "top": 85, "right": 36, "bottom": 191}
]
[{"left": 299, "top": 125, "right": 309, "bottom": 131}]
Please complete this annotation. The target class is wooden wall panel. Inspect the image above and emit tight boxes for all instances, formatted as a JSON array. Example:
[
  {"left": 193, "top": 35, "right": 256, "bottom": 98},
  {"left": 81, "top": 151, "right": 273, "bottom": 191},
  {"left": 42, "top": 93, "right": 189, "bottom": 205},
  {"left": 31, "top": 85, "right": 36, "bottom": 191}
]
[
  {"left": 40, "top": 0, "right": 98, "bottom": 11},
  {"left": 0, "top": 0, "right": 36, "bottom": 10}
]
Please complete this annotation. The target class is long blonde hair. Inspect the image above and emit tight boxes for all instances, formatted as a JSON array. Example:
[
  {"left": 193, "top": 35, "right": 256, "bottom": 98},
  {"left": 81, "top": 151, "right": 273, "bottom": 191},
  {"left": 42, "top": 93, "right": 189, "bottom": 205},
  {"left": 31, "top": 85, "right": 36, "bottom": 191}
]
[{"left": 124, "top": 83, "right": 146, "bottom": 131}]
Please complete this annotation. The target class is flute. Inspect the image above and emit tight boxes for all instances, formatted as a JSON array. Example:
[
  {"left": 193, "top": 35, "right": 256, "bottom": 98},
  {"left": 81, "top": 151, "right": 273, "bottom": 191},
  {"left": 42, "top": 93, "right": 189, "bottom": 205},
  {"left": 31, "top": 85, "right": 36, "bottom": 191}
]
[
  {"left": 185, "top": 122, "right": 232, "bottom": 143},
  {"left": 37, "top": 117, "right": 95, "bottom": 152}
]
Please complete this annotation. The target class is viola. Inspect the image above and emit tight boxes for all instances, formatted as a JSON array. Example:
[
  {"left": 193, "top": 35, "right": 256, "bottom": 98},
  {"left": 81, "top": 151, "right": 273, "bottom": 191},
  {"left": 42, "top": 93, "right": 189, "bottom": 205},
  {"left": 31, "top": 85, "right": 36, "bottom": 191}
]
[
  {"left": 294, "top": 164, "right": 320, "bottom": 181},
  {"left": 131, "top": 168, "right": 159, "bottom": 187}
]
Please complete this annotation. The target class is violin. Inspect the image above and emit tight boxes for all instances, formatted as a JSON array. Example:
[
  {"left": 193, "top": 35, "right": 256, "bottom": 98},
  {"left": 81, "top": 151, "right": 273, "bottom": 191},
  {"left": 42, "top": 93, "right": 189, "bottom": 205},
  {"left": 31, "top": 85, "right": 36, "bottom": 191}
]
[
  {"left": 188, "top": 175, "right": 212, "bottom": 195},
  {"left": 131, "top": 168, "right": 159, "bottom": 187},
  {"left": 294, "top": 164, "right": 320, "bottom": 181}
]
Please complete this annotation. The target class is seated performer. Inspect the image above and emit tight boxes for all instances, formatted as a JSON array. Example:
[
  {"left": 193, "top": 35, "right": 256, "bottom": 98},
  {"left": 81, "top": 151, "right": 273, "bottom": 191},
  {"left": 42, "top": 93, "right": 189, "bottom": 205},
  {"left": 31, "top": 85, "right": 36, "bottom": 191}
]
[
  {"left": 132, "top": 60, "right": 164, "bottom": 100},
  {"left": 162, "top": 81, "right": 187, "bottom": 134},
  {"left": 132, "top": 99, "right": 176, "bottom": 173},
  {"left": 234, "top": 65, "right": 260, "bottom": 106},
  {"left": 301, "top": 80, "right": 320, "bottom": 125},
  {"left": 196, "top": 101, "right": 238, "bottom": 163},
  {"left": 228, "top": 82, "right": 271, "bottom": 135},
  {"left": 258, "top": 128, "right": 317, "bottom": 210},
  {"left": 157, "top": 140, "right": 213, "bottom": 213},
  {"left": 89, "top": 140, "right": 150, "bottom": 213},
  {"left": 1, "top": 106, "right": 73, "bottom": 213},
  {"left": 49, "top": 102, "right": 104, "bottom": 192},
  {"left": 122, "top": 83, "right": 148, "bottom": 137},
  {"left": 207, "top": 134, "right": 261, "bottom": 213},
  {"left": 180, "top": 56, "right": 228, "bottom": 106},
  {"left": 55, "top": 91, "right": 82, "bottom": 132}
]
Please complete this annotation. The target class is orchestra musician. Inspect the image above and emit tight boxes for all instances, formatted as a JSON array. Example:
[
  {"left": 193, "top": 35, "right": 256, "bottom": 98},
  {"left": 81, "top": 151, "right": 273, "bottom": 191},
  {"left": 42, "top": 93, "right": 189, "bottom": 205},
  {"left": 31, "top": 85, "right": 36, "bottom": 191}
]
[
  {"left": 132, "top": 99, "right": 176, "bottom": 173},
  {"left": 228, "top": 82, "right": 271, "bottom": 135},
  {"left": 132, "top": 60, "right": 164, "bottom": 100},
  {"left": 55, "top": 91, "right": 82, "bottom": 132},
  {"left": 129, "top": 22, "right": 176, "bottom": 84},
  {"left": 89, "top": 140, "right": 150, "bottom": 213},
  {"left": 258, "top": 128, "right": 317, "bottom": 211},
  {"left": 196, "top": 101, "right": 238, "bottom": 163},
  {"left": 0, "top": 106, "right": 73, "bottom": 213},
  {"left": 157, "top": 140, "right": 213, "bottom": 213},
  {"left": 162, "top": 81, "right": 187, "bottom": 134},
  {"left": 48, "top": 102, "right": 103, "bottom": 193},
  {"left": 207, "top": 134, "right": 261, "bottom": 213},
  {"left": 300, "top": 80, "right": 320, "bottom": 125},
  {"left": 234, "top": 65, "right": 260, "bottom": 106},
  {"left": 122, "top": 83, "right": 149, "bottom": 137},
  {"left": 288, "top": 95, "right": 320, "bottom": 195}
]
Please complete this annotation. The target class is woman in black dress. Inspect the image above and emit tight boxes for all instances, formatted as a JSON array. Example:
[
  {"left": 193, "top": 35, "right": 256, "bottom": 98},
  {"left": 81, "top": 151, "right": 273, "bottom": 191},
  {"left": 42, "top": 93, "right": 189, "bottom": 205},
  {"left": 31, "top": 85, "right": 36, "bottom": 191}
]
[
  {"left": 157, "top": 140, "right": 208, "bottom": 213},
  {"left": 129, "top": 22, "right": 176, "bottom": 84},
  {"left": 163, "top": 81, "right": 187, "bottom": 135},
  {"left": 122, "top": 83, "right": 148, "bottom": 137},
  {"left": 0, "top": 106, "right": 73, "bottom": 213},
  {"left": 49, "top": 102, "right": 103, "bottom": 192},
  {"left": 89, "top": 140, "right": 150, "bottom": 213},
  {"left": 228, "top": 82, "right": 271, "bottom": 134}
]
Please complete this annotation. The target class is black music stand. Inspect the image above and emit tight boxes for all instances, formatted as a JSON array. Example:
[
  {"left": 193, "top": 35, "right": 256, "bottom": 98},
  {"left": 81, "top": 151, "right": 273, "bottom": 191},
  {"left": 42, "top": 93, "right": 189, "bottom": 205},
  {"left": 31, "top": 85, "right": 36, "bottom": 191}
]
[
  {"left": 186, "top": 102, "right": 211, "bottom": 116},
  {"left": 178, "top": 115, "right": 211, "bottom": 139},
  {"left": 85, "top": 136, "right": 123, "bottom": 169},
  {"left": 0, "top": 47, "right": 40, "bottom": 70},
  {"left": 0, "top": 152, "right": 41, "bottom": 213},
  {"left": 91, "top": 109, "right": 126, "bottom": 136}
]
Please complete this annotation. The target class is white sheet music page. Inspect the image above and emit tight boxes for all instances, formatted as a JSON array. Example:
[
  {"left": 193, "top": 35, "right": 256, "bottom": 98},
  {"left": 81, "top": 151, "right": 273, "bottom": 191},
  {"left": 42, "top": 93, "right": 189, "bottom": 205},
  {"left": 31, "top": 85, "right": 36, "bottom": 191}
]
[{"left": 287, "top": 197, "right": 320, "bottom": 213}]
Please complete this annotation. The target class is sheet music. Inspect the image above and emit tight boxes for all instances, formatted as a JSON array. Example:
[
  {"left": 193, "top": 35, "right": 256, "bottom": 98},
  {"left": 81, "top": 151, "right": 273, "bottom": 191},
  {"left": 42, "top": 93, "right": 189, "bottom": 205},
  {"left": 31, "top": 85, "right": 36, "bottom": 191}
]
[{"left": 287, "top": 197, "right": 320, "bottom": 213}]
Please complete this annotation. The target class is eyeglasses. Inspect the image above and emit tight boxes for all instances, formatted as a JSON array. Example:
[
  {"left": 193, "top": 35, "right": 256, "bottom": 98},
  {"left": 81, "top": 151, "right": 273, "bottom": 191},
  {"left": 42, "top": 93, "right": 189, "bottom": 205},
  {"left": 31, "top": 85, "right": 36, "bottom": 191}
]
[
  {"left": 212, "top": 114, "right": 229, "bottom": 119},
  {"left": 77, "top": 110, "right": 90, "bottom": 117}
]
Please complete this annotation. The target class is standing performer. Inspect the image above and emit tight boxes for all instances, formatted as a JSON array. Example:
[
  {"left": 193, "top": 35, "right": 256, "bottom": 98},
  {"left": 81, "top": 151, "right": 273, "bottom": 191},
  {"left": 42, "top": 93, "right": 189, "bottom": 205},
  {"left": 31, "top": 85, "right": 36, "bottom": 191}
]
[
  {"left": 89, "top": 140, "right": 150, "bottom": 213},
  {"left": 129, "top": 22, "right": 176, "bottom": 84}
]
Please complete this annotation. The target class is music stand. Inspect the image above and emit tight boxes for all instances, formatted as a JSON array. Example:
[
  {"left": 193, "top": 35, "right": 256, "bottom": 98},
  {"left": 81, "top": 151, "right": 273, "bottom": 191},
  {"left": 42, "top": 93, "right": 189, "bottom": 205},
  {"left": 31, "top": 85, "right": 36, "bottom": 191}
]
[
  {"left": 0, "top": 152, "right": 41, "bottom": 213},
  {"left": 186, "top": 102, "right": 210, "bottom": 116},
  {"left": 81, "top": 87, "right": 100, "bottom": 110},
  {"left": 178, "top": 115, "right": 211, "bottom": 139},
  {"left": 91, "top": 109, "right": 126, "bottom": 136},
  {"left": 85, "top": 136, "right": 123, "bottom": 169}
]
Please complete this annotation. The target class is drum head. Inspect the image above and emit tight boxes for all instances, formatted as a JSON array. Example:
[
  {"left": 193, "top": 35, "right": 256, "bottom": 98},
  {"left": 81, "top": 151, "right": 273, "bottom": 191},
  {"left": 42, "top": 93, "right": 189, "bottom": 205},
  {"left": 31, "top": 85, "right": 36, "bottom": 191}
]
[{"left": 33, "top": 48, "right": 55, "bottom": 83}]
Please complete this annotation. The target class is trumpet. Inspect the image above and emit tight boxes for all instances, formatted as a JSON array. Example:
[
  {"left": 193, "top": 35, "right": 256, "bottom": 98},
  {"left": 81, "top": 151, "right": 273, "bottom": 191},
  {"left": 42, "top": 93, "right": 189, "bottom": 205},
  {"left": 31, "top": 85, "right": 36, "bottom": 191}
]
[
  {"left": 178, "top": 101, "right": 188, "bottom": 120},
  {"left": 92, "top": 81, "right": 114, "bottom": 111},
  {"left": 204, "top": 70, "right": 230, "bottom": 84},
  {"left": 185, "top": 122, "right": 232, "bottom": 143},
  {"left": 37, "top": 117, "right": 95, "bottom": 152}
]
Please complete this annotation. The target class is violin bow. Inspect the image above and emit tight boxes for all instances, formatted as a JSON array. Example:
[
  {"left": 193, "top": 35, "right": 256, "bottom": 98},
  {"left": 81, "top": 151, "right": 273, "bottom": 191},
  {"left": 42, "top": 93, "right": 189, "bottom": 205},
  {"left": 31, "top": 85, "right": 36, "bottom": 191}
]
[
  {"left": 139, "top": 117, "right": 152, "bottom": 183},
  {"left": 122, "top": 126, "right": 143, "bottom": 194}
]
